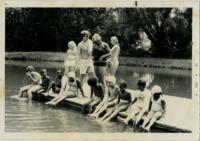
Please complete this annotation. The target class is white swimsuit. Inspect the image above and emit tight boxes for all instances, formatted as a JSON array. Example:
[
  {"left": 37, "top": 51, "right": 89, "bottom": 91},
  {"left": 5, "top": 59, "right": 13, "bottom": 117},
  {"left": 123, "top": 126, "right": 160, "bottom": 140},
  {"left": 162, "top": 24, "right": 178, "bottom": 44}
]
[{"left": 64, "top": 49, "right": 77, "bottom": 67}]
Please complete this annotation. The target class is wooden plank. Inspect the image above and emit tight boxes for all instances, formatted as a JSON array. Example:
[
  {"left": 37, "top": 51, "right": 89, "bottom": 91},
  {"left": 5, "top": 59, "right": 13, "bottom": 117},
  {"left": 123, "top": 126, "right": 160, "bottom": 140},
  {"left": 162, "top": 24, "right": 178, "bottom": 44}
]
[
  {"left": 126, "top": 89, "right": 192, "bottom": 132},
  {"left": 39, "top": 89, "right": 192, "bottom": 133}
]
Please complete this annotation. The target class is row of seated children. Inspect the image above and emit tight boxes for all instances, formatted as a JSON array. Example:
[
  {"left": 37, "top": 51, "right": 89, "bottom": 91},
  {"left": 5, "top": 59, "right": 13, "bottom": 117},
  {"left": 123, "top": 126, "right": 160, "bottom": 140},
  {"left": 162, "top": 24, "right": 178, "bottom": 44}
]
[
  {"left": 19, "top": 66, "right": 84, "bottom": 104},
  {"left": 86, "top": 75, "right": 166, "bottom": 132},
  {"left": 19, "top": 66, "right": 166, "bottom": 132}
]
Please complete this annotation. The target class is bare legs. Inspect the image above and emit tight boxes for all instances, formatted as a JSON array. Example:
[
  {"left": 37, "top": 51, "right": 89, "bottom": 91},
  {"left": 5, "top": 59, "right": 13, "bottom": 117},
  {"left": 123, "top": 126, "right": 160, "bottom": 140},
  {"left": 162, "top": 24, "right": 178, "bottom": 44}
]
[
  {"left": 100, "top": 105, "right": 128, "bottom": 123},
  {"left": 18, "top": 85, "right": 34, "bottom": 98},
  {"left": 109, "top": 60, "right": 119, "bottom": 76},
  {"left": 120, "top": 104, "right": 141, "bottom": 125},
  {"left": 89, "top": 101, "right": 116, "bottom": 119},
  {"left": 64, "top": 66, "right": 76, "bottom": 76},
  {"left": 94, "top": 66, "right": 107, "bottom": 101},
  {"left": 27, "top": 85, "right": 42, "bottom": 100},
  {"left": 45, "top": 91, "right": 76, "bottom": 105},
  {"left": 141, "top": 111, "right": 162, "bottom": 131}
]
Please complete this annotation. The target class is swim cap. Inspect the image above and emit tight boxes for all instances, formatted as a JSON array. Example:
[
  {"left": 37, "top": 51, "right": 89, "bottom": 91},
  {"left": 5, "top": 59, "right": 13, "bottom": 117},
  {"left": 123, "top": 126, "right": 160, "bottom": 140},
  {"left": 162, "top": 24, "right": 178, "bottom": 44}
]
[
  {"left": 106, "top": 76, "right": 116, "bottom": 85},
  {"left": 81, "top": 30, "right": 90, "bottom": 35},
  {"left": 26, "top": 66, "right": 35, "bottom": 72},
  {"left": 151, "top": 85, "right": 162, "bottom": 94},
  {"left": 68, "top": 71, "right": 76, "bottom": 79},
  {"left": 92, "top": 33, "right": 101, "bottom": 41}
]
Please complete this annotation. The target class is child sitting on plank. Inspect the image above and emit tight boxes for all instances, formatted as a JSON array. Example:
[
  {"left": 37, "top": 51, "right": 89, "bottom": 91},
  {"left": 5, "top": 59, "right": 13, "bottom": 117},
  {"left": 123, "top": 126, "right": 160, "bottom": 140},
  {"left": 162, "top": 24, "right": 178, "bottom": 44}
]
[
  {"left": 45, "top": 71, "right": 84, "bottom": 106},
  {"left": 119, "top": 80, "right": 151, "bottom": 125},
  {"left": 98, "top": 80, "right": 132, "bottom": 123},
  {"left": 140, "top": 85, "right": 166, "bottom": 132},
  {"left": 88, "top": 76, "right": 119, "bottom": 119},
  {"left": 35, "top": 69, "right": 50, "bottom": 93},
  {"left": 18, "top": 66, "right": 42, "bottom": 100},
  {"left": 85, "top": 76, "right": 104, "bottom": 113},
  {"left": 47, "top": 70, "right": 62, "bottom": 94}
]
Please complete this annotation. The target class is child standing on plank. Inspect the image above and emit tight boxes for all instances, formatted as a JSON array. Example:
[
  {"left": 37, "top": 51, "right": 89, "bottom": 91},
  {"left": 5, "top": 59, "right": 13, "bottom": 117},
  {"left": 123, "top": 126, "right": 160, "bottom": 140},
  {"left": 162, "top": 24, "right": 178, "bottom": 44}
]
[
  {"left": 85, "top": 76, "right": 104, "bottom": 113},
  {"left": 140, "top": 85, "right": 166, "bottom": 132},
  {"left": 18, "top": 66, "right": 42, "bottom": 100},
  {"left": 64, "top": 41, "right": 78, "bottom": 76},
  {"left": 45, "top": 72, "right": 84, "bottom": 106}
]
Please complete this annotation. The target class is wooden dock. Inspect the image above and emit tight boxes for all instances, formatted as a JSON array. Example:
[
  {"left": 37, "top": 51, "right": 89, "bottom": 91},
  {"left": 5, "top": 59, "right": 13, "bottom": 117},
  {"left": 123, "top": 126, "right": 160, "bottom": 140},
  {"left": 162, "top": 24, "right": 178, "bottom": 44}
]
[{"left": 34, "top": 87, "right": 192, "bottom": 133}]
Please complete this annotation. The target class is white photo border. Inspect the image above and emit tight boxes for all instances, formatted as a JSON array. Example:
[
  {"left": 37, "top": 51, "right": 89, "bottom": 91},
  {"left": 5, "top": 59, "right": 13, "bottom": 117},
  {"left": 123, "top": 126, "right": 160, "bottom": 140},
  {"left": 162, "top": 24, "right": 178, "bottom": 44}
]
[{"left": 0, "top": 0, "right": 199, "bottom": 140}]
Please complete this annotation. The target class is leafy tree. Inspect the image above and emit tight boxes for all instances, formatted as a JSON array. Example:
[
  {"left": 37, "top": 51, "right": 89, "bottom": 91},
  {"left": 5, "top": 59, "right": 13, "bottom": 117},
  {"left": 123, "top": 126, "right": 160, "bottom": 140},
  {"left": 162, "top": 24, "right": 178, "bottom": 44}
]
[
  {"left": 118, "top": 8, "right": 192, "bottom": 58},
  {"left": 6, "top": 8, "right": 192, "bottom": 59}
]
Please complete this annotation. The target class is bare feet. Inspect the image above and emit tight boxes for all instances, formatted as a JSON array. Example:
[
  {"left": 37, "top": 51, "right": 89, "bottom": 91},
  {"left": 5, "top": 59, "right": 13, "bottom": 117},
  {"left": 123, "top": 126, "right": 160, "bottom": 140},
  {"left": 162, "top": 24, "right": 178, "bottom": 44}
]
[
  {"left": 88, "top": 114, "right": 98, "bottom": 119},
  {"left": 50, "top": 102, "right": 57, "bottom": 106},
  {"left": 45, "top": 102, "right": 51, "bottom": 105}
]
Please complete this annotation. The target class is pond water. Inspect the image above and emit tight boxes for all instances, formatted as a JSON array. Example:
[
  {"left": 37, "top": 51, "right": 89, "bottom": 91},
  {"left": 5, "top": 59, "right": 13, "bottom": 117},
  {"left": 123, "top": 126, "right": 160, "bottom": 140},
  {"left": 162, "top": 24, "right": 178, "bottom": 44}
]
[{"left": 5, "top": 60, "right": 191, "bottom": 132}]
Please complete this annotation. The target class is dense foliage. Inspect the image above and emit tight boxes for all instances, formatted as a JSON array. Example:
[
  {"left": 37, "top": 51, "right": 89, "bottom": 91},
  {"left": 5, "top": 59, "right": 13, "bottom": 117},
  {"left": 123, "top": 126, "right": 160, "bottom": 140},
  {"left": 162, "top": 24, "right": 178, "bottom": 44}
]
[{"left": 6, "top": 8, "right": 192, "bottom": 59}]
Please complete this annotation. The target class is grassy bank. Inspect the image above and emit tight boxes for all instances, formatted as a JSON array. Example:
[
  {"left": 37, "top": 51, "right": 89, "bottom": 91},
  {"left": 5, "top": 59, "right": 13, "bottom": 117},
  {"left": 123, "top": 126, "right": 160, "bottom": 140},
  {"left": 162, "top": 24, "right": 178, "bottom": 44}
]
[{"left": 5, "top": 52, "right": 191, "bottom": 70}]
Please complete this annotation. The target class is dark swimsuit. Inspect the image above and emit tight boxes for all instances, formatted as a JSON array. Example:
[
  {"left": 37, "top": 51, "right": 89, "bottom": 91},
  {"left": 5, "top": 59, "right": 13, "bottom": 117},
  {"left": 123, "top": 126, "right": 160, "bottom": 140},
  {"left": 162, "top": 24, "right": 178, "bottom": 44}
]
[
  {"left": 92, "top": 42, "right": 110, "bottom": 66},
  {"left": 93, "top": 83, "right": 104, "bottom": 100},
  {"left": 118, "top": 90, "right": 131, "bottom": 110},
  {"left": 51, "top": 76, "right": 62, "bottom": 93}
]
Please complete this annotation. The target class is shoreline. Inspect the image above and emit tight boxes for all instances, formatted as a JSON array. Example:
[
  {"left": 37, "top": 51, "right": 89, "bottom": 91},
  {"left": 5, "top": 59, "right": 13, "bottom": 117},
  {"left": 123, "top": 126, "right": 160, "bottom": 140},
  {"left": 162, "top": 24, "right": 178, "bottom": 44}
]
[{"left": 5, "top": 52, "right": 191, "bottom": 70}]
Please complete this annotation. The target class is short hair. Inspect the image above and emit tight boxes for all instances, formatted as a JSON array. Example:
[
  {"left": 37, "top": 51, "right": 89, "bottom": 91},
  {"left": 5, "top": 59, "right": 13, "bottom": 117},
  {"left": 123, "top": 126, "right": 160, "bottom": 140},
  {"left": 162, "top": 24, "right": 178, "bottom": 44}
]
[
  {"left": 40, "top": 69, "right": 47, "bottom": 74},
  {"left": 111, "top": 36, "right": 119, "bottom": 44},
  {"left": 137, "top": 80, "right": 146, "bottom": 88},
  {"left": 87, "top": 76, "right": 99, "bottom": 86},
  {"left": 119, "top": 80, "right": 128, "bottom": 89}
]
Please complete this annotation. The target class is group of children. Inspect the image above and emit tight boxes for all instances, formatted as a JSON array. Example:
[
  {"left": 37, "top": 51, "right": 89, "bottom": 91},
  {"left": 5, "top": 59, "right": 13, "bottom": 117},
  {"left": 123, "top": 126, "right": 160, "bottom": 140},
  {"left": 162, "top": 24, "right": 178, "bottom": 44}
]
[
  {"left": 86, "top": 76, "right": 166, "bottom": 132},
  {"left": 18, "top": 30, "right": 166, "bottom": 132},
  {"left": 18, "top": 65, "right": 166, "bottom": 132}
]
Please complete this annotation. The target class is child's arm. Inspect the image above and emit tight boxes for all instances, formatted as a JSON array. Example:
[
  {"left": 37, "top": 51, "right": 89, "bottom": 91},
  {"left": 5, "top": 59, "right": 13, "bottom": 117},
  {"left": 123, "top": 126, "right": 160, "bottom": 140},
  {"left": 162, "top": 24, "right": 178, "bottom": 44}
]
[
  {"left": 90, "top": 87, "right": 94, "bottom": 99},
  {"left": 161, "top": 100, "right": 166, "bottom": 118},
  {"left": 127, "top": 92, "right": 134, "bottom": 109},
  {"left": 59, "top": 77, "right": 68, "bottom": 94},
  {"left": 64, "top": 50, "right": 69, "bottom": 64},
  {"left": 75, "top": 51, "right": 79, "bottom": 68},
  {"left": 107, "top": 88, "right": 118, "bottom": 102},
  {"left": 27, "top": 73, "right": 41, "bottom": 84},
  {"left": 143, "top": 94, "right": 152, "bottom": 113}
]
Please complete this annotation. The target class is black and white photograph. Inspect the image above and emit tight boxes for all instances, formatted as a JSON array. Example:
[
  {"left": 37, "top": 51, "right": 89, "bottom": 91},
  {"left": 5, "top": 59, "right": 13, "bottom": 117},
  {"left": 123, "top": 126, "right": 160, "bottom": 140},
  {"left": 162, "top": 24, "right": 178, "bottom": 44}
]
[{"left": 1, "top": 0, "right": 199, "bottom": 140}]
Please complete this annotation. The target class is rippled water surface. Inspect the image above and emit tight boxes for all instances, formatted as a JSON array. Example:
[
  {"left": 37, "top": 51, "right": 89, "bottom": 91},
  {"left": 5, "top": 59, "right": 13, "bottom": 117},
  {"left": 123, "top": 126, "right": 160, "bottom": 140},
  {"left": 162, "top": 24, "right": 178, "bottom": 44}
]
[{"left": 5, "top": 61, "right": 191, "bottom": 132}]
